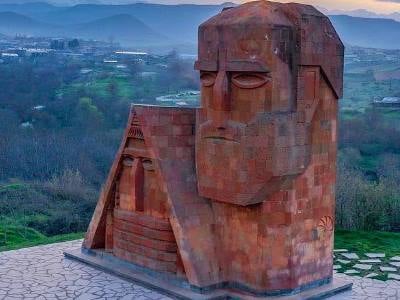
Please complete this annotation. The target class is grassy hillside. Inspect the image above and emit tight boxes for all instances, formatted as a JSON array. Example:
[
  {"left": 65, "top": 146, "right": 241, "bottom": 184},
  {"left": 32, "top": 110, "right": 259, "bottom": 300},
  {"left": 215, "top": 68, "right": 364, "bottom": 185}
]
[{"left": 0, "top": 225, "right": 83, "bottom": 252}]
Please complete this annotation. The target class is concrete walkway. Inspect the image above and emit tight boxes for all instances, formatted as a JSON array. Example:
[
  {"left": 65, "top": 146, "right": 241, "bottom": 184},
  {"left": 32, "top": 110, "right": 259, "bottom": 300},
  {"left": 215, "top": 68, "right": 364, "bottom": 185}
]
[{"left": 0, "top": 240, "right": 399, "bottom": 300}]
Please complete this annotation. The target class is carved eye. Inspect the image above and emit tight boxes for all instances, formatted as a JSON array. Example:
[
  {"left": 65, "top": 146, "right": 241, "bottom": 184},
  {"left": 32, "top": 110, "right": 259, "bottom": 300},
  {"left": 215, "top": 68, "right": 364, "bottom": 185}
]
[
  {"left": 200, "top": 72, "right": 217, "bottom": 87},
  {"left": 232, "top": 73, "right": 270, "bottom": 89},
  {"left": 142, "top": 158, "right": 155, "bottom": 171},
  {"left": 122, "top": 157, "right": 134, "bottom": 167}
]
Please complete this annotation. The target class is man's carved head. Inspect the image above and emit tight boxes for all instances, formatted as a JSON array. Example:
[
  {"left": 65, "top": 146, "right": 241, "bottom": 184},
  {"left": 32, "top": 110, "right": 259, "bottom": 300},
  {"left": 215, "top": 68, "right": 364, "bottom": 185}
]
[{"left": 195, "top": 1, "right": 343, "bottom": 206}]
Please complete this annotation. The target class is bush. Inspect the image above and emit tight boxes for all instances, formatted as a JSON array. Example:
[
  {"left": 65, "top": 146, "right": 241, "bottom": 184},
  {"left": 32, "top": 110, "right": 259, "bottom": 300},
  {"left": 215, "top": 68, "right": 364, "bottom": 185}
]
[
  {"left": 0, "top": 170, "right": 98, "bottom": 236},
  {"left": 336, "top": 152, "right": 400, "bottom": 231}
]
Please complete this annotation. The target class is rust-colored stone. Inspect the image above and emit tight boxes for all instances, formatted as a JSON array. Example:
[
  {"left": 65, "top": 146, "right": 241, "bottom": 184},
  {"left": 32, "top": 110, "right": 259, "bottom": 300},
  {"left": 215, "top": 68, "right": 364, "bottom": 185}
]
[{"left": 83, "top": 0, "right": 344, "bottom": 296}]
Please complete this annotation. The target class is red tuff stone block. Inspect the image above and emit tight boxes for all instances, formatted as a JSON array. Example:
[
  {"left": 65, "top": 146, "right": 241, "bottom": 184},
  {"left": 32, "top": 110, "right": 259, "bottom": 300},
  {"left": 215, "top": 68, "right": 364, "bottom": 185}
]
[
  {"left": 113, "top": 229, "right": 178, "bottom": 253},
  {"left": 83, "top": 0, "right": 344, "bottom": 297}
]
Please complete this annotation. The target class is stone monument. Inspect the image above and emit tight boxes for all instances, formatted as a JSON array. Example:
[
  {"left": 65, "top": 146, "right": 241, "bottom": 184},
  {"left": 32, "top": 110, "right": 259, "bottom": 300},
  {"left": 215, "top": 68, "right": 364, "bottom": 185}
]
[{"left": 66, "top": 1, "right": 351, "bottom": 298}]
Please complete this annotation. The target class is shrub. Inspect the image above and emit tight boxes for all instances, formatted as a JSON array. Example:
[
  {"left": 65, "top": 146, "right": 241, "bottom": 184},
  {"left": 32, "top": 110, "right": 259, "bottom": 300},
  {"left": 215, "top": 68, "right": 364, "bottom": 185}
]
[
  {"left": 336, "top": 152, "right": 400, "bottom": 231},
  {"left": 0, "top": 171, "right": 98, "bottom": 236}
]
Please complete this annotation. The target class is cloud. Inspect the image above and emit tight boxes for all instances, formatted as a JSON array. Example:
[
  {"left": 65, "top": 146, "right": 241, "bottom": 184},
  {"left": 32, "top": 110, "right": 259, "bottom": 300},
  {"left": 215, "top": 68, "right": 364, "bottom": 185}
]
[{"left": 376, "top": 0, "right": 400, "bottom": 3}]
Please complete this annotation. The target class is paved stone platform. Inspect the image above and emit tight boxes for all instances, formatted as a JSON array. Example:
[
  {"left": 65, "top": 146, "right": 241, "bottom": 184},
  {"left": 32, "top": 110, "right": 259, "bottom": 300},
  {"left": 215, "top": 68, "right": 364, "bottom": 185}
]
[{"left": 0, "top": 240, "right": 399, "bottom": 300}]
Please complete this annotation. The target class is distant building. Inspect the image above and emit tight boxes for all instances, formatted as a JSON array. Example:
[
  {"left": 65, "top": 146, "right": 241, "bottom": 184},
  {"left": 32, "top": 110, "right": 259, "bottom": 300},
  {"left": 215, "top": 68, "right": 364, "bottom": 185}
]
[
  {"left": 1, "top": 53, "right": 18, "bottom": 58},
  {"left": 68, "top": 39, "right": 80, "bottom": 50},
  {"left": 33, "top": 105, "right": 45, "bottom": 111},
  {"left": 50, "top": 39, "right": 65, "bottom": 50},
  {"left": 20, "top": 122, "right": 33, "bottom": 129},
  {"left": 115, "top": 51, "right": 148, "bottom": 56},
  {"left": 80, "top": 68, "right": 93, "bottom": 75},
  {"left": 26, "top": 48, "right": 50, "bottom": 57},
  {"left": 1, "top": 53, "right": 19, "bottom": 62},
  {"left": 139, "top": 71, "right": 157, "bottom": 79},
  {"left": 373, "top": 97, "right": 400, "bottom": 107}
]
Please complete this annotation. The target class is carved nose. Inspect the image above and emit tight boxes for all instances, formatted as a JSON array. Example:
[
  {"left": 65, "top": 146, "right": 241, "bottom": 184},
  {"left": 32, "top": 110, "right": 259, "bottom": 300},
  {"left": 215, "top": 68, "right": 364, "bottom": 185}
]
[{"left": 212, "top": 71, "right": 230, "bottom": 112}]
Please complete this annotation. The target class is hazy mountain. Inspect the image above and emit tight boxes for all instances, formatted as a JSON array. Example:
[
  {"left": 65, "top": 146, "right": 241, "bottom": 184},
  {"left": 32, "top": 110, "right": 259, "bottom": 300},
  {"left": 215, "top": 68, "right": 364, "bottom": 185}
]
[
  {"left": 320, "top": 7, "right": 400, "bottom": 22},
  {"left": 1, "top": 2, "right": 400, "bottom": 50},
  {"left": 0, "top": 2, "right": 57, "bottom": 14},
  {"left": 330, "top": 15, "right": 400, "bottom": 49},
  {"left": 0, "top": 10, "right": 169, "bottom": 46},
  {"left": 0, "top": 11, "right": 58, "bottom": 36},
  {"left": 72, "top": 14, "right": 167, "bottom": 45},
  {"left": 33, "top": 3, "right": 226, "bottom": 42},
  {"left": 0, "top": 0, "right": 46, "bottom": 3}
]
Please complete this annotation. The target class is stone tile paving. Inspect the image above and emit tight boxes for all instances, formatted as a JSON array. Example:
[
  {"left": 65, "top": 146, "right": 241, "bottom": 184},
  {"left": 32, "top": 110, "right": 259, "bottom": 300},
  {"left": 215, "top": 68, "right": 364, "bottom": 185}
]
[
  {"left": 0, "top": 240, "right": 172, "bottom": 300},
  {"left": 331, "top": 272, "right": 400, "bottom": 300},
  {"left": 0, "top": 240, "right": 398, "bottom": 300},
  {"left": 335, "top": 249, "right": 400, "bottom": 280}
]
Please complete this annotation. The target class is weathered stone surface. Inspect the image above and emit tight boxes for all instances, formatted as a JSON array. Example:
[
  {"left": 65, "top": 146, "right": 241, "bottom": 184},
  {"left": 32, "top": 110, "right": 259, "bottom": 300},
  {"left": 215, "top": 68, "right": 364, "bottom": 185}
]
[
  {"left": 380, "top": 267, "right": 397, "bottom": 272},
  {"left": 0, "top": 241, "right": 173, "bottom": 300},
  {"left": 366, "top": 253, "right": 386, "bottom": 258},
  {"left": 337, "top": 259, "right": 352, "bottom": 264},
  {"left": 390, "top": 262, "right": 400, "bottom": 268},
  {"left": 341, "top": 253, "right": 360, "bottom": 260},
  {"left": 334, "top": 265, "right": 342, "bottom": 270},
  {"left": 353, "top": 264, "right": 372, "bottom": 271},
  {"left": 359, "top": 259, "right": 382, "bottom": 263},
  {"left": 1, "top": 241, "right": 400, "bottom": 300},
  {"left": 388, "top": 274, "right": 400, "bottom": 281},
  {"left": 391, "top": 256, "right": 400, "bottom": 261},
  {"left": 365, "top": 273, "right": 379, "bottom": 278},
  {"left": 344, "top": 270, "right": 360, "bottom": 275},
  {"left": 329, "top": 272, "right": 400, "bottom": 299},
  {"left": 81, "top": 0, "right": 345, "bottom": 297}
]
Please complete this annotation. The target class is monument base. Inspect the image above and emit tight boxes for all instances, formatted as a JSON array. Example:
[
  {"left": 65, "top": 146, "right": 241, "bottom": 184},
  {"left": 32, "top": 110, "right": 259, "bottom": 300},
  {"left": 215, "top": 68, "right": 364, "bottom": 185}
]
[{"left": 64, "top": 249, "right": 352, "bottom": 300}]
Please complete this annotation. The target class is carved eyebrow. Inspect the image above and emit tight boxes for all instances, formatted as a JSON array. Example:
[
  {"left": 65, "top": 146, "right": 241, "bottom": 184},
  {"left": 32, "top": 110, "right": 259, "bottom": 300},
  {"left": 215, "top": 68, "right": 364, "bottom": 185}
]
[
  {"left": 194, "top": 60, "right": 217, "bottom": 71},
  {"left": 194, "top": 60, "right": 270, "bottom": 72},
  {"left": 226, "top": 60, "right": 270, "bottom": 72}
]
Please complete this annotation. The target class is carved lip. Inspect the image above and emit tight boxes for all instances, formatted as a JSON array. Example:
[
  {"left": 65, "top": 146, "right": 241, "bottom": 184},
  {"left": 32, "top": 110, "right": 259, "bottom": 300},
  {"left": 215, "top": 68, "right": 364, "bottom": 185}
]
[
  {"left": 204, "top": 135, "right": 239, "bottom": 143},
  {"left": 199, "top": 120, "right": 244, "bottom": 144}
]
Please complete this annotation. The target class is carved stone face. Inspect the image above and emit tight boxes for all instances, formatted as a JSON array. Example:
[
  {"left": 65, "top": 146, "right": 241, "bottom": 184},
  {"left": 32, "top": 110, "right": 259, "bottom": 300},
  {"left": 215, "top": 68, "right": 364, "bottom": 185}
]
[{"left": 195, "top": 3, "right": 308, "bottom": 206}]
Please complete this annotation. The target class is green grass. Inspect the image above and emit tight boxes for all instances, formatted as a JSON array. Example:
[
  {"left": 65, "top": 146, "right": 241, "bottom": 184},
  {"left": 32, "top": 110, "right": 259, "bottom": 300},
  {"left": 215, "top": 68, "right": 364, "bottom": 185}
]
[
  {"left": 335, "top": 229, "right": 400, "bottom": 280},
  {"left": 335, "top": 229, "right": 400, "bottom": 257},
  {"left": 57, "top": 69, "right": 135, "bottom": 102},
  {"left": 0, "top": 183, "right": 26, "bottom": 192},
  {"left": 0, "top": 224, "right": 83, "bottom": 252},
  {"left": 341, "top": 72, "right": 400, "bottom": 112},
  {"left": 87, "top": 76, "right": 133, "bottom": 100}
]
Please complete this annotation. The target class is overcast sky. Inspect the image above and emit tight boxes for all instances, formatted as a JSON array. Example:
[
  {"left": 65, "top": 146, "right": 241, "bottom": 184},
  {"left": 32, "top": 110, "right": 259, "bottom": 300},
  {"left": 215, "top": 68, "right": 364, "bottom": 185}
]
[
  {"left": 56, "top": 0, "right": 400, "bottom": 14},
  {"left": 275, "top": 0, "right": 400, "bottom": 13}
]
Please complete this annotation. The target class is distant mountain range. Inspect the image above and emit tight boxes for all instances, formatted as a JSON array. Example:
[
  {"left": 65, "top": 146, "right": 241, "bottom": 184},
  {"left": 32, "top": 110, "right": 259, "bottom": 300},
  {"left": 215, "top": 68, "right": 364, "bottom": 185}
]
[
  {"left": 320, "top": 7, "right": 400, "bottom": 22},
  {"left": 1, "top": 2, "right": 400, "bottom": 50},
  {"left": 330, "top": 15, "right": 400, "bottom": 50},
  {"left": 73, "top": 14, "right": 166, "bottom": 44},
  {"left": 0, "top": 11, "right": 55, "bottom": 36}
]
